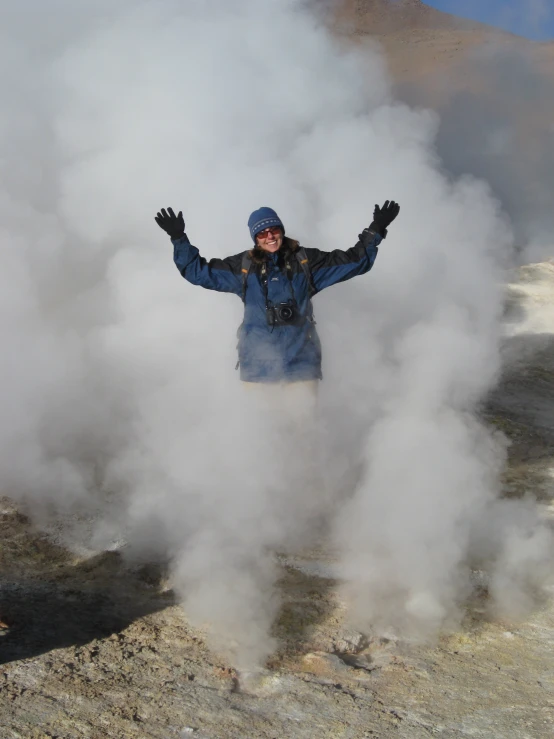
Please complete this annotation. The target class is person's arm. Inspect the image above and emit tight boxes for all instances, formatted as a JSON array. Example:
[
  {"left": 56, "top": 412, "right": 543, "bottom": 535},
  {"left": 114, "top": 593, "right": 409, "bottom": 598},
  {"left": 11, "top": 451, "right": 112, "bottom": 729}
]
[
  {"left": 155, "top": 206, "right": 242, "bottom": 296},
  {"left": 306, "top": 229, "right": 382, "bottom": 293},
  {"left": 306, "top": 200, "right": 400, "bottom": 293},
  {"left": 173, "top": 234, "right": 242, "bottom": 295}
]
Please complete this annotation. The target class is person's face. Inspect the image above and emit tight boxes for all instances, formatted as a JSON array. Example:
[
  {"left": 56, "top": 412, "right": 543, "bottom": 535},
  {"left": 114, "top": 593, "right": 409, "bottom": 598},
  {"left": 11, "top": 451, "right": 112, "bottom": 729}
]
[{"left": 256, "top": 226, "right": 283, "bottom": 253}]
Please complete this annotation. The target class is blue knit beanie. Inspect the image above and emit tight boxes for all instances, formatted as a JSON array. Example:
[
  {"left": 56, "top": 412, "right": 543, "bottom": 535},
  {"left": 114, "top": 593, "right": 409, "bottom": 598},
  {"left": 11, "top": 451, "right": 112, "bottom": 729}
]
[{"left": 247, "top": 207, "right": 285, "bottom": 242}]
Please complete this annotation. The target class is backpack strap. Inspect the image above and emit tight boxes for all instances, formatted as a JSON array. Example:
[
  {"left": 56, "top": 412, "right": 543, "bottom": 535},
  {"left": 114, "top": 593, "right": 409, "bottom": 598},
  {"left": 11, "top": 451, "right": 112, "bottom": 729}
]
[
  {"left": 296, "top": 247, "right": 317, "bottom": 298},
  {"left": 241, "top": 247, "right": 316, "bottom": 302},
  {"left": 241, "top": 250, "right": 253, "bottom": 303}
]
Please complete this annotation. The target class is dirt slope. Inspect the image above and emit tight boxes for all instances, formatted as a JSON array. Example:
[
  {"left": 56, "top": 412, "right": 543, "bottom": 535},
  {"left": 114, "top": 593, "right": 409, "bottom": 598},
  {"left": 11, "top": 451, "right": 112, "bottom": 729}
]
[
  {"left": 335, "top": 1, "right": 554, "bottom": 248},
  {"left": 336, "top": 0, "right": 554, "bottom": 83}
]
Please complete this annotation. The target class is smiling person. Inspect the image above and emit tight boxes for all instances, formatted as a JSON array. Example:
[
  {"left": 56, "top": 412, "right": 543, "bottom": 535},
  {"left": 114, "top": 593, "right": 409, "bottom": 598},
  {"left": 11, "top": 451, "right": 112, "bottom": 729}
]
[{"left": 155, "top": 202, "right": 400, "bottom": 388}]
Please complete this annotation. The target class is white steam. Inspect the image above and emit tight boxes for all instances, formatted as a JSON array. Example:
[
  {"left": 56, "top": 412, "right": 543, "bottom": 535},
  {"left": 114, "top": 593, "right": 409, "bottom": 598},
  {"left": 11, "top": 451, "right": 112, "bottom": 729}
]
[{"left": 0, "top": 0, "right": 552, "bottom": 667}]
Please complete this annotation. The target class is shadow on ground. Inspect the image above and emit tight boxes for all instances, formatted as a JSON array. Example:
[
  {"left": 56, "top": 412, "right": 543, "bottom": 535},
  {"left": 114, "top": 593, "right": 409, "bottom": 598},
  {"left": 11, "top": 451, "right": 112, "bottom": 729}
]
[
  {"left": 484, "top": 331, "right": 554, "bottom": 503},
  {"left": 271, "top": 561, "right": 340, "bottom": 659},
  {"left": 0, "top": 511, "right": 174, "bottom": 666},
  {"left": 0, "top": 503, "right": 341, "bottom": 669}
]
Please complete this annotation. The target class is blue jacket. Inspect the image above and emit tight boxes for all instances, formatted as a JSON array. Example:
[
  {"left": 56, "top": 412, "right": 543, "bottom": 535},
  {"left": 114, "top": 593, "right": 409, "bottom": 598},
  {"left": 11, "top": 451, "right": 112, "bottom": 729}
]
[{"left": 172, "top": 232, "right": 382, "bottom": 382}]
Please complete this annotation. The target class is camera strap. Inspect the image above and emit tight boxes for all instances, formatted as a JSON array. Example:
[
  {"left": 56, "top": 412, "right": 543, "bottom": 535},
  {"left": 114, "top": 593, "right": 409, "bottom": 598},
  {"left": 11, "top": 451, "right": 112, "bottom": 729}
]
[
  {"left": 284, "top": 258, "right": 297, "bottom": 304},
  {"left": 259, "top": 262, "right": 270, "bottom": 311}
]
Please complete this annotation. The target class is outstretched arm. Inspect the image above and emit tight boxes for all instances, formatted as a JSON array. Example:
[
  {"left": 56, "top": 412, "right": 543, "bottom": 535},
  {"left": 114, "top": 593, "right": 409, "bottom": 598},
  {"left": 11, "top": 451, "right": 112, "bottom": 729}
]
[
  {"left": 172, "top": 234, "right": 242, "bottom": 295},
  {"left": 306, "top": 229, "right": 381, "bottom": 292},
  {"left": 306, "top": 200, "right": 400, "bottom": 293},
  {"left": 156, "top": 207, "right": 242, "bottom": 296}
]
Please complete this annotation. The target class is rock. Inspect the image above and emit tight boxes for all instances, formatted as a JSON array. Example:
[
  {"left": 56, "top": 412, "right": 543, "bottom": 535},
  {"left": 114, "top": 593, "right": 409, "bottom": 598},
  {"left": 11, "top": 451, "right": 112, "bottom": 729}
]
[
  {"left": 300, "top": 652, "right": 351, "bottom": 677},
  {"left": 332, "top": 629, "right": 368, "bottom": 654}
]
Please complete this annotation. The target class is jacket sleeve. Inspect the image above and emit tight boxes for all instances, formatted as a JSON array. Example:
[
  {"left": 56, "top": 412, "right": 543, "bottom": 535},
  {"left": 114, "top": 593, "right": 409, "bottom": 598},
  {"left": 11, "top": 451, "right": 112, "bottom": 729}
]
[
  {"left": 172, "top": 235, "right": 243, "bottom": 296},
  {"left": 305, "top": 230, "right": 382, "bottom": 293}
]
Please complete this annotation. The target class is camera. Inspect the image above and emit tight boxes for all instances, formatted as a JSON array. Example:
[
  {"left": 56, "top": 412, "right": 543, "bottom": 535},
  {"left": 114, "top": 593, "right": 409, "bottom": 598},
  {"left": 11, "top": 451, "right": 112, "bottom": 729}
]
[{"left": 266, "top": 301, "right": 303, "bottom": 327}]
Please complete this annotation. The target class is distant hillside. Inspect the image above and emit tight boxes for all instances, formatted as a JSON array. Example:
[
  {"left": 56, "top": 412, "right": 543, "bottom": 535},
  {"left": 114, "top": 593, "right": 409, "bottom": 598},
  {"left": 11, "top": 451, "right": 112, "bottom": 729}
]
[
  {"left": 335, "top": 0, "right": 553, "bottom": 80},
  {"left": 333, "top": 0, "right": 554, "bottom": 252}
]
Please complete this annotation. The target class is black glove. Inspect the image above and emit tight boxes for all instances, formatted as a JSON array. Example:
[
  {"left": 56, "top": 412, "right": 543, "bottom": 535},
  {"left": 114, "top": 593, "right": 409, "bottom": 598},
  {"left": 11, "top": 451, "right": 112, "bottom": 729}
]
[
  {"left": 367, "top": 200, "right": 400, "bottom": 239},
  {"left": 155, "top": 207, "right": 185, "bottom": 239}
]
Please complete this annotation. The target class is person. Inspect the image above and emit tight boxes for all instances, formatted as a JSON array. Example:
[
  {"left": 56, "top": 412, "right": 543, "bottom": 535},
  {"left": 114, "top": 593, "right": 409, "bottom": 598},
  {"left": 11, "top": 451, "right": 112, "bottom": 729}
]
[{"left": 154, "top": 201, "right": 400, "bottom": 387}]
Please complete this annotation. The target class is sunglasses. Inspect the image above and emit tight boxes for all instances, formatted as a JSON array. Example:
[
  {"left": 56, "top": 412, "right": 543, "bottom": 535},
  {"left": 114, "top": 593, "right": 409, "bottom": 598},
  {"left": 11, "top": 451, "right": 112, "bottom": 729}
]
[{"left": 256, "top": 226, "right": 283, "bottom": 240}]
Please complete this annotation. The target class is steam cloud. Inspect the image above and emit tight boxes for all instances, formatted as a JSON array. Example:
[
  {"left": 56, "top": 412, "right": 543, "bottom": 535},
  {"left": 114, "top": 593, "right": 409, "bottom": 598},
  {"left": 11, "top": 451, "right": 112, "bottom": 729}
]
[
  {"left": 1, "top": 0, "right": 552, "bottom": 667},
  {"left": 432, "top": 44, "right": 554, "bottom": 262}
]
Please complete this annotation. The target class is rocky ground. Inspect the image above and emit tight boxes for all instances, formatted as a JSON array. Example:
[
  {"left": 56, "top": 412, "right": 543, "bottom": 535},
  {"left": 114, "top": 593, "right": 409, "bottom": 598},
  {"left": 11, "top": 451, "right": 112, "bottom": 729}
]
[
  {"left": 0, "top": 503, "right": 552, "bottom": 738},
  {"left": 1, "top": 264, "right": 553, "bottom": 738}
]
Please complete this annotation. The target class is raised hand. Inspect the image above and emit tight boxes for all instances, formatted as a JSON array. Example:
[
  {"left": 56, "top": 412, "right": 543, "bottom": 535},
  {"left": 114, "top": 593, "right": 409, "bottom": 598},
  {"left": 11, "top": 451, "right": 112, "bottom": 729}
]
[
  {"left": 155, "top": 207, "right": 185, "bottom": 239},
  {"left": 370, "top": 200, "right": 400, "bottom": 237}
]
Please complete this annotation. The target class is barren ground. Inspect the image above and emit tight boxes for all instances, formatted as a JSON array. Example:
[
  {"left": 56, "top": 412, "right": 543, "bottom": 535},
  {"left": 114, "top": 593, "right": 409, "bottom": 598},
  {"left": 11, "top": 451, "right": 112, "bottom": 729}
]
[{"left": 0, "top": 491, "right": 552, "bottom": 738}]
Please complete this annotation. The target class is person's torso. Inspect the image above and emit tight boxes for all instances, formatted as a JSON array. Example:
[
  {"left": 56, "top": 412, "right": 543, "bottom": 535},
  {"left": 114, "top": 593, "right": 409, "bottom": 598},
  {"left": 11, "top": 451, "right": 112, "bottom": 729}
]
[{"left": 238, "top": 251, "right": 321, "bottom": 381}]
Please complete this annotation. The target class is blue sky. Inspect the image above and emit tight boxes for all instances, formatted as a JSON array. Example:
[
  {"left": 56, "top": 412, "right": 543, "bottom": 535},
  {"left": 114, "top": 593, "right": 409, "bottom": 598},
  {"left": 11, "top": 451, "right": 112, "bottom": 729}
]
[{"left": 424, "top": 0, "right": 554, "bottom": 40}]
